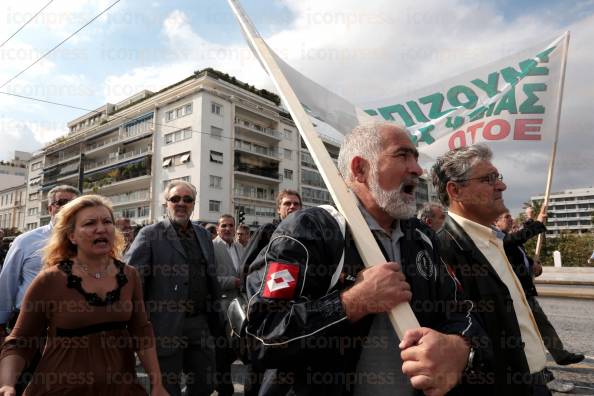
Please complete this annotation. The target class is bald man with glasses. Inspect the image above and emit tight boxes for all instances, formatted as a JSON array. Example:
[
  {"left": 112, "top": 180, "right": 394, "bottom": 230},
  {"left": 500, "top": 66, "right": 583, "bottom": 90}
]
[{"left": 125, "top": 181, "right": 224, "bottom": 396}]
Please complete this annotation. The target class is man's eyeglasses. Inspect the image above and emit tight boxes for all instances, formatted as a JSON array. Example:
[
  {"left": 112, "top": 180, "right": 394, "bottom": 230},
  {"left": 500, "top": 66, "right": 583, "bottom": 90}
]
[
  {"left": 168, "top": 195, "right": 194, "bottom": 204},
  {"left": 50, "top": 198, "right": 72, "bottom": 207},
  {"left": 457, "top": 173, "right": 503, "bottom": 186}
]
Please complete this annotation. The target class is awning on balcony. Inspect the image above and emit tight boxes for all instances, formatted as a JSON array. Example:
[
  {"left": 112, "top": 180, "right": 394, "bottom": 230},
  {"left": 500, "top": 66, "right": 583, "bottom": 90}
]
[
  {"left": 124, "top": 112, "right": 153, "bottom": 128},
  {"left": 180, "top": 153, "right": 190, "bottom": 163}
]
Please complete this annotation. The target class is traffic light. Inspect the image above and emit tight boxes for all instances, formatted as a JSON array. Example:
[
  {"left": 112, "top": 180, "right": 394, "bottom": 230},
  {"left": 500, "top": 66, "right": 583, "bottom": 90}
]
[{"left": 238, "top": 208, "right": 246, "bottom": 224}]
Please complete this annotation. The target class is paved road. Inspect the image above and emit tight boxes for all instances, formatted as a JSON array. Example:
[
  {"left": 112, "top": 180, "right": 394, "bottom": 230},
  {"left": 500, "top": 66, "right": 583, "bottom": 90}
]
[{"left": 538, "top": 296, "right": 594, "bottom": 395}]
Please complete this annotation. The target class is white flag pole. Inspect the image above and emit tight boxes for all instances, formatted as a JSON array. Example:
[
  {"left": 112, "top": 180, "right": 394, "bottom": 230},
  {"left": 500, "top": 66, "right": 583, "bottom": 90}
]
[
  {"left": 535, "top": 32, "right": 570, "bottom": 259},
  {"left": 227, "top": 0, "right": 419, "bottom": 337}
]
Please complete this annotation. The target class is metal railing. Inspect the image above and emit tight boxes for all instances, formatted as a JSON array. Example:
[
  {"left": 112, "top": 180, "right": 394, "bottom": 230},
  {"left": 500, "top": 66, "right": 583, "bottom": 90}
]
[
  {"left": 84, "top": 146, "right": 151, "bottom": 171},
  {"left": 235, "top": 118, "right": 281, "bottom": 139},
  {"left": 234, "top": 164, "right": 279, "bottom": 180}
]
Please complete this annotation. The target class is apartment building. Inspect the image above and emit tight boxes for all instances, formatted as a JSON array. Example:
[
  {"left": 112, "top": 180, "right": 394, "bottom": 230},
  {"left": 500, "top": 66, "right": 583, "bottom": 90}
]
[
  {"left": 0, "top": 183, "right": 27, "bottom": 231},
  {"left": 0, "top": 151, "right": 30, "bottom": 177},
  {"left": 22, "top": 151, "right": 46, "bottom": 230},
  {"left": 531, "top": 187, "right": 594, "bottom": 237},
  {"left": 24, "top": 69, "right": 333, "bottom": 227},
  {"left": 27, "top": 69, "right": 433, "bottom": 228}
]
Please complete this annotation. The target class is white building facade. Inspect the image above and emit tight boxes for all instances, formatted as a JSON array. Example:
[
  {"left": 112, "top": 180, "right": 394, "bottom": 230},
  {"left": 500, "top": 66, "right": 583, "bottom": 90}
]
[
  {"left": 26, "top": 69, "right": 434, "bottom": 229},
  {"left": 0, "top": 183, "right": 27, "bottom": 231},
  {"left": 26, "top": 70, "right": 341, "bottom": 228},
  {"left": 531, "top": 187, "right": 594, "bottom": 237}
]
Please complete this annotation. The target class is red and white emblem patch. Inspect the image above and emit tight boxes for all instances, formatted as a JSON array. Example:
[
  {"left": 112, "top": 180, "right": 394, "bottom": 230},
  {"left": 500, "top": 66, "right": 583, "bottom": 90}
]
[{"left": 262, "top": 262, "right": 299, "bottom": 299}]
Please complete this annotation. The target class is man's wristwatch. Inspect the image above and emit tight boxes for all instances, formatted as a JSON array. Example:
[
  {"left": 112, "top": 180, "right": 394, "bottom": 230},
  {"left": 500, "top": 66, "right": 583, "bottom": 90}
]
[{"left": 465, "top": 345, "right": 476, "bottom": 373}]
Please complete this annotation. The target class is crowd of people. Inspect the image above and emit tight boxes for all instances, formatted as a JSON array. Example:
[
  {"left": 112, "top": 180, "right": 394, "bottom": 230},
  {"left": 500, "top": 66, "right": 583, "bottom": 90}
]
[{"left": 0, "top": 120, "right": 587, "bottom": 396}]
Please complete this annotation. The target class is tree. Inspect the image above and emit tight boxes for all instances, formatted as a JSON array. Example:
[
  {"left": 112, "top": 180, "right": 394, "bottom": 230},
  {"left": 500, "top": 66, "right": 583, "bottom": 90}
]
[{"left": 526, "top": 232, "right": 594, "bottom": 267}]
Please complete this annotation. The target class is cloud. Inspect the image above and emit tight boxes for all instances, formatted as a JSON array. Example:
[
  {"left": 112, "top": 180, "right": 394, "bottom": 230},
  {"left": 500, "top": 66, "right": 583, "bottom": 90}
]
[
  {"left": 101, "top": 9, "right": 270, "bottom": 103},
  {"left": 0, "top": 116, "right": 65, "bottom": 160},
  {"left": 4, "top": 1, "right": 590, "bottom": 216}
]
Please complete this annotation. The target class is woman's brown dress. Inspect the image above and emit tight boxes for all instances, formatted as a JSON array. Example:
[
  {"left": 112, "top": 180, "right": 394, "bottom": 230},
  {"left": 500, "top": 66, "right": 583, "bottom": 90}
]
[{"left": 0, "top": 259, "right": 153, "bottom": 395}]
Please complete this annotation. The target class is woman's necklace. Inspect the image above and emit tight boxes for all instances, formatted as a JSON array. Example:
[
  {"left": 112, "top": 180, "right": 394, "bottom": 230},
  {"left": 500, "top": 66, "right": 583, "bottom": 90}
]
[{"left": 77, "top": 259, "right": 110, "bottom": 279}]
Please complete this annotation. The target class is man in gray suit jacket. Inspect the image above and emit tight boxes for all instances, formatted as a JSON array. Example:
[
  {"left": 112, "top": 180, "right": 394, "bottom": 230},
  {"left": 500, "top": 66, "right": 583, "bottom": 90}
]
[
  {"left": 211, "top": 214, "right": 245, "bottom": 395},
  {"left": 125, "top": 181, "right": 223, "bottom": 396},
  {"left": 213, "top": 214, "right": 245, "bottom": 308}
]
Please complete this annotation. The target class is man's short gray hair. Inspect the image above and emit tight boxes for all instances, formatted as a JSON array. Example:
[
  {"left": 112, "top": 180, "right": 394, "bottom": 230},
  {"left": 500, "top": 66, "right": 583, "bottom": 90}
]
[
  {"left": 417, "top": 202, "right": 445, "bottom": 223},
  {"left": 337, "top": 121, "right": 408, "bottom": 184},
  {"left": 162, "top": 180, "right": 197, "bottom": 202},
  {"left": 431, "top": 144, "right": 492, "bottom": 206},
  {"left": 48, "top": 185, "right": 81, "bottom": 202}
]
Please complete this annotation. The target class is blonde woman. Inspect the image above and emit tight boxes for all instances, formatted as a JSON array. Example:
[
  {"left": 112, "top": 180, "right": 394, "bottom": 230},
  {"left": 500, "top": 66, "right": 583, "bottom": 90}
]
[{"left": 0, "top": 195, "right": 167, "bottom": 396}]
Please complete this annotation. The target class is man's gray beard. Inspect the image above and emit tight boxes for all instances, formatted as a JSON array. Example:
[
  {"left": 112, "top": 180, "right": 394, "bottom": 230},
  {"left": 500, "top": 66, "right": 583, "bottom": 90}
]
[
  {"left": 168, "top": 209, "right": 190, "bottom": 226},
  {"left": 368, "top": 170, "right": 417, "bottom": 220}
]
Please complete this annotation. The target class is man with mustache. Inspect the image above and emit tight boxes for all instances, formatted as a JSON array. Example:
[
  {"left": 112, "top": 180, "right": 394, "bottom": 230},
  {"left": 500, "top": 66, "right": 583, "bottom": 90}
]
[
  {"left": 125, "top": 181, "right": 223, "bottom": 396},
  {"left": 244, "top": 122, "right": 488, "bottom": 395},
  {"left": 432, "top": 144, "right": 551, "bottom": 396}
]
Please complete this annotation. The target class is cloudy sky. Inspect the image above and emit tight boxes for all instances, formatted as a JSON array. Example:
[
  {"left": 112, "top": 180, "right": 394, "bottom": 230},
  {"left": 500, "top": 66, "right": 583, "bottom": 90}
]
[{"left": 1, "top": 0, "right": 593, "bottom": 214}]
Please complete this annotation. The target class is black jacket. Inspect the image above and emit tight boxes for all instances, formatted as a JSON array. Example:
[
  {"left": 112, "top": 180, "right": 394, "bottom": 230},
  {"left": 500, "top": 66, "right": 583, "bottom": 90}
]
[
  {"left": 502, "top": 220, "right": 547, "bottom": 297},
  {"left": 245, "top": 207, "right": 488, "bottom": 395},
  {"left": 437, "top": 215, "right": 534, "bottom": 395}
]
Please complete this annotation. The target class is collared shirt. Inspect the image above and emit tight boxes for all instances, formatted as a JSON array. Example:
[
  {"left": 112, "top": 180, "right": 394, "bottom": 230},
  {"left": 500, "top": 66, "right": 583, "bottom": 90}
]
[
  {"left": 358, "top": 203, "right": 403, "bottom": 263},
  {"left": 215, "top": 236, "right": 242, "bottom": 272},
  {"left": 355, "top": 204, "right": 411, "bottom": 395},
  {"left": 172, "top": 222, "right": 208, "bottom": 316},
  {"left": 0, "top": 223, "right": 53, "bottom": 323},
  {"left": 449, "top": 212, "right": 547, "bottom": 373}
]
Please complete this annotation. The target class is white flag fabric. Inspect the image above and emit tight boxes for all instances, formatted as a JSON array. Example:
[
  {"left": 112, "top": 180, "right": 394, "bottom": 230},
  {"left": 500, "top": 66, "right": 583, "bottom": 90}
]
[
  {"left": 361, "top": 33, "right": 569, "bottom": 158},
  {"left": 235, "top": 23, "right": 567, "bottom": 159}
]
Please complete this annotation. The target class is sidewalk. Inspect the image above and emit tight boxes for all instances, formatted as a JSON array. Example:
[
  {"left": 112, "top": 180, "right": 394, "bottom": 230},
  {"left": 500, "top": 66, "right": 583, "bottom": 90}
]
[
  {"left": 535, "top": 267, "right": 594, "bottom": 299},
  {"left": 536, "top": 267, "right": 594, "bottom": 285}
]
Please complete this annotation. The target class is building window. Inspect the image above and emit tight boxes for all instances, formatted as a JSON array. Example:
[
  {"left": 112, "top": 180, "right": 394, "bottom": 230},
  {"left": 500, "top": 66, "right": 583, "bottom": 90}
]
[
  {"left": 27, "top": 207, "right": 38, "bottom": 216},
  {"left": 29, "top": 177, "right": 41, "bottom": 186},
  {"left": 284, "top": 169, "right": 293, "bottom": 180},
  {"left": 284, "top": 149, "right": 293, "bottom": 160},
  {"left": 29, "top": 192, "right": 39, "bottom": 201},
  {"left": 162, "top": 176, "right": 191, "bottom": 189},
  {"left": 31, "top": 161, "right": 42, "bottom": 171},
  {"left": 211, "top": 102, "right": 222, "bottom": 115},
  {"left": 210, "top": 150, "right": 223, "bottom": 164},
  {"left": 180, "top": 153, "right": 191, "bottom": 163},
  {"left": 210, "top": 126, "right": 223, "bottom": 140},
  {"left": 283, "top": 129, "right": 293, "bottom": 140},
  {"left": 163, "top": 152, "right": 191, "bottom": 168},
  {"left": 164, "top": 128, "right": 192, "bottom": 145},
  {"left": 138, "top": 206, "right": 150, "bottom": 218},
  {"left": 165, "top": 102, "right": 193, "bottom": 122},
  {"left": 26, "top": 222, "right": 37, "bottom": 230},
  {"left": 210, "top": 175, "right": 222, "bottom": 189},
  {"left": 209, "top": 200, "right": 221, "bottom": 212}
]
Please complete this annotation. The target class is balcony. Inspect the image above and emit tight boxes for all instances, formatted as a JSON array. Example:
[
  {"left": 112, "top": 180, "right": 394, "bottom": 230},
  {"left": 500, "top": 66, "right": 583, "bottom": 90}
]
[
  {"left": 84, "top": 146, "right": 152, "bottom": 172},
  {"left": 234, "top": 118, "right": 281, "bottom": 141},
  {"left": 234, "top": 140, "right": 279, "bottom": 161},
  {"left": 85, "top": 129, "right": 152, "bottom": 155},
  {"left": 234, "top": 163, "right": 280, "bottom": 182},
  {"left": 108, "top": 189, "right": 150, "bottom": 207},
  {"left": 233, "top": 189, "right": 276, "bottom": 203},
  {"left": 44, "top": 152, "right": 80, "bottom": 168},
  {"left": 83, "top": 157, "right": 151, "bottom": 192}
]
